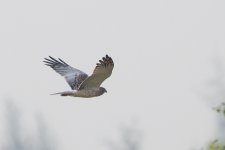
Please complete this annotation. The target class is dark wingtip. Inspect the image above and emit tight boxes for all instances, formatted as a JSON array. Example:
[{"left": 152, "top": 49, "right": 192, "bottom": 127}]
[
  {"left": 58, "top": 58, "right": 68, "bottom": 65},
  {"left": 43, "top": 56, "right": 54, "bottom": 62},
  {"left": 48, "top": 56, "right": 54, "bottom": 59},
  {"left": 48, "top": 56, "right": 59, "bottom": 62},
  {"left": 43, "top": 56, "right": 57, "bottom": 67},
  {"left": 99, "top": 60, "right": 104, "bottom": 64},
  {"left": 44, "top": 63, "right": 53, "bottom": 67}
]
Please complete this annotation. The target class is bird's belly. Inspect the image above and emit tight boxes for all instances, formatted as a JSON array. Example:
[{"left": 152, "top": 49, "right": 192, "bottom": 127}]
[{"left": 74, "top": 89, "right": 99, "bottom": 98}]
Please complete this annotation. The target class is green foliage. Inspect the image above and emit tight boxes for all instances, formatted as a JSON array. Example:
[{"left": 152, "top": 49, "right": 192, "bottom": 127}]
[
  {"left": 202, "top": 103, "right": 225, "bottom": 150},
  {"left": 213, "top": 103, "right": 225, "bottom": 117},
  {"left": 205, "top": 140, "right": 225, "bottom": 150}
]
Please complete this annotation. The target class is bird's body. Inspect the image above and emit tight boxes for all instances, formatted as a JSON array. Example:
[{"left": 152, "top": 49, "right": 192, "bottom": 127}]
[
  {"left": 44, "top": 55, "right": 113, "bottom": 98},
  {"left": 52, "top": 87, "right": 107, "bottom": 98}
]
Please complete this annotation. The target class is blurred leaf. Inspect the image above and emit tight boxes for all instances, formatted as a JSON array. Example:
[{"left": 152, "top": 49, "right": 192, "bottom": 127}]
[
  {"left": 205, "top": 140, "right": 225, "bottom": 150},
  {"left": 212, "top": 103, "right": 225, "bottom": 117},
  {"left": 223, "top": 110, "right": 225, "bottom": 117}
]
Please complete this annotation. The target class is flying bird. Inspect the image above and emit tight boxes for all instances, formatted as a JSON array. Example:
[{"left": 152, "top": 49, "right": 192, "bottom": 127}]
[{"left": 44, "top": 55, "right": 114, "bottom": 98}]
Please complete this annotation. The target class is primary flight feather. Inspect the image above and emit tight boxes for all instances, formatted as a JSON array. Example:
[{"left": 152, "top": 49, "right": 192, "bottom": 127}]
[{"left": 43, "top": 55, "right": 114, "bottom": 98}]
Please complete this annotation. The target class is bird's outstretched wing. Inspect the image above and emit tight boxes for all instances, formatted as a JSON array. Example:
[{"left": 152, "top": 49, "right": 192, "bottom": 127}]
[
  {"left": 44, "top": 56, "right": 88, "bottom": 90},
  {"left": 78, "top": 55, "right": 114, "bottom": 90}
]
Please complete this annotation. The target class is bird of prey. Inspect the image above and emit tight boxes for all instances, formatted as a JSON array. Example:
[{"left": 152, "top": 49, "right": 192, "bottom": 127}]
[{"left": 43, "top": 55, "right": 114, "bottom": 98}]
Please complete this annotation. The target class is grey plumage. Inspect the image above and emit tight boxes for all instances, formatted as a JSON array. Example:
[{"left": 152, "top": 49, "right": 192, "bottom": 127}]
[
  {"left": 44, "top": 55, "right": 114, "bottom": 98},
  {"left": 44, "top": 56, "right": 88, "bottom": 90}
]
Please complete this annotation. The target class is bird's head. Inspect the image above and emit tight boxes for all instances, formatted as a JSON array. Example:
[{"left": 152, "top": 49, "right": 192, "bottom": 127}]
[{"left": 100, "top": 87, "right": 107, "bottom": 94}]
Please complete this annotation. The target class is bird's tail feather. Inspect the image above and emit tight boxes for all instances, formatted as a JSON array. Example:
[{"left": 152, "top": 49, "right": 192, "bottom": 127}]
[{"left": 50, "top": 91, "right": 75, "bottom": 96}]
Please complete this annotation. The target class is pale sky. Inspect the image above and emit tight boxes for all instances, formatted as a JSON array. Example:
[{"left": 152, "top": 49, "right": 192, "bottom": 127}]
[{"left": 0, "top": 0, "right": 225, "bottom": 150}]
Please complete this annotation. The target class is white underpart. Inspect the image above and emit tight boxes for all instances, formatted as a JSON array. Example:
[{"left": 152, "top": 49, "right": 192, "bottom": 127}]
[{"left": 54, "top": 88, "right": 104, "bottom": 98}]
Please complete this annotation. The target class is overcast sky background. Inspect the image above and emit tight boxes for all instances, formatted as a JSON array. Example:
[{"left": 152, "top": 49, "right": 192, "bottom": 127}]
[{"left": 0, "top": 0, "right": 225, "bottom": 150}]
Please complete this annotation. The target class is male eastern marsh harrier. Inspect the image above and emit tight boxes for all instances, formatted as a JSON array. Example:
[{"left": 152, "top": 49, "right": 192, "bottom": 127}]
[{"left": 44, "top": 55, "right": 114, "bottom": 98}]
